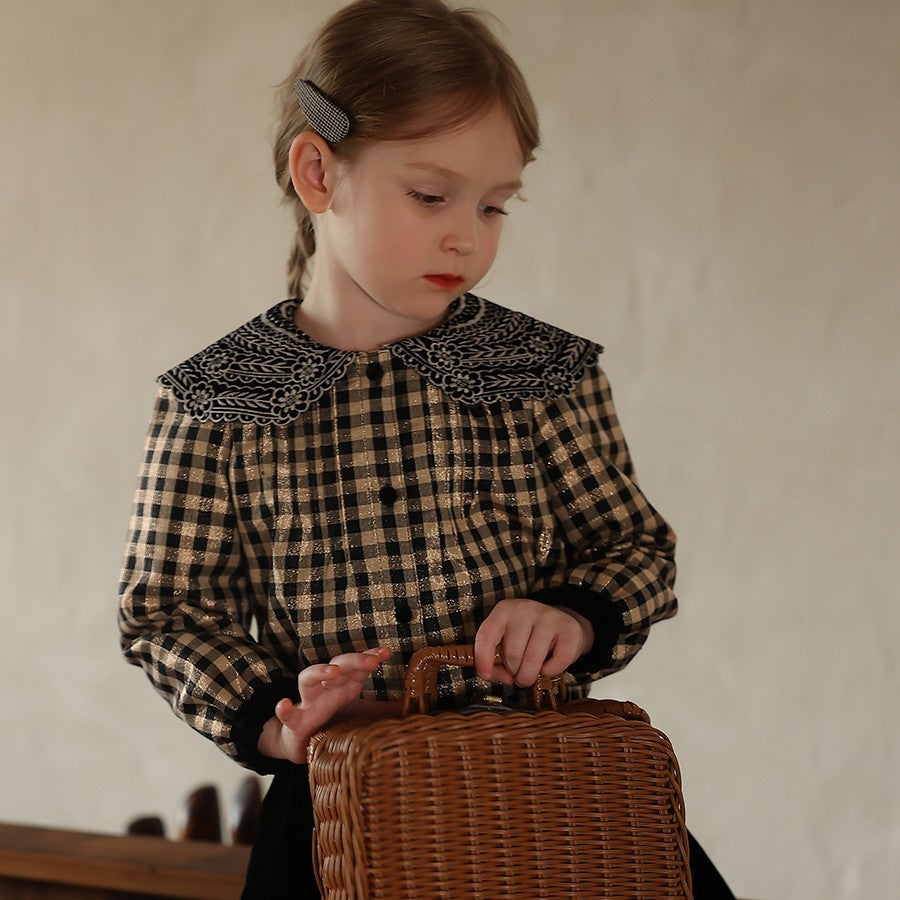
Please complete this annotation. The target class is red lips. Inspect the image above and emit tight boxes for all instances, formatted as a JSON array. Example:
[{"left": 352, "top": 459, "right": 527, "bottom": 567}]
[{"left": 425, "top": 274, "right": 464, "bottom": 289}]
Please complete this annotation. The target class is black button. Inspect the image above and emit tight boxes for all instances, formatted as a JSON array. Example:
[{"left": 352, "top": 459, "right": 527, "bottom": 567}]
[
  {"left": 395, "top": 605, "right": 413, "bottom": 625},
  {"left": 378, "top": 484, "right": 398, "bottom": 505},
  {"left": 366, "top": 361, "right": 384, "bottom": 382}
]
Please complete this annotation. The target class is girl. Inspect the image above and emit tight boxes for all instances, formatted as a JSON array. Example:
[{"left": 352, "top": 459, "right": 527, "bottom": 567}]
[{"left": 118, "top": 0, "right": 731, "bottom": 895}]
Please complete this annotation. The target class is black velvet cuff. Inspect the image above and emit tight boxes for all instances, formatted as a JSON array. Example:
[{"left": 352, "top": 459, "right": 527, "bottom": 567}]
[
  {"left": 229, "top": 675, "right": 300, "bottom": 776},
  {"left": 530, "top": 584, "right": 625, "bottom": 674}
]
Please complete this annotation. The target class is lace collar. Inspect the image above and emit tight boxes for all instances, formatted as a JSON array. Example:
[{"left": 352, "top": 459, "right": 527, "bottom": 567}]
[{"left": 158, "top": 295, "right": 601, "bottom": 424}]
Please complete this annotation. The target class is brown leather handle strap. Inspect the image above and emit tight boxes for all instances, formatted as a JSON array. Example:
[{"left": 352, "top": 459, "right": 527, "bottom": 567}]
[{"left": 401, "top": 645, "right": 564, "bottom": 717}]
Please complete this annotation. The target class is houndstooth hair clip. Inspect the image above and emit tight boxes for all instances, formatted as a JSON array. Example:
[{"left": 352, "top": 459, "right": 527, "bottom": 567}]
[{"left": 294, "top": 79, "right": 351, "bottom": 144}]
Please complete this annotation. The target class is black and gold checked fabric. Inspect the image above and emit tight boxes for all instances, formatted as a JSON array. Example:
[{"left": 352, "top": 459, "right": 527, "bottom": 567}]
[{"left": 118, "top": 296, "right": 677, "bottom": 771}]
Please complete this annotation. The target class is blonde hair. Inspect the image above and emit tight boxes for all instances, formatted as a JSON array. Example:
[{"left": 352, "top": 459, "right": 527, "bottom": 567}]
[{"left": 273, "top": 0, "right": 540, "bottom": 298}]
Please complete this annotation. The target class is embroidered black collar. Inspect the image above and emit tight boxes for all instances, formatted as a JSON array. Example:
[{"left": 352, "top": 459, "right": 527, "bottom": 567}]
[{"left": 158, "top": 295, "right": 601, "bottom": 424}]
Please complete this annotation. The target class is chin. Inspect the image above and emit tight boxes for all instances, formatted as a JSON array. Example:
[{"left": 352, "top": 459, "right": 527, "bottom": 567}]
[{"left": 401, "top": 295, "right": 459, "bottom": 321}]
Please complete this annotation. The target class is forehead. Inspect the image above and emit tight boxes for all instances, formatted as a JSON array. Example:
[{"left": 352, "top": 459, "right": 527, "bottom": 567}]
[{"left": 357, "top": 106, "right": 525, "bottom": 189}]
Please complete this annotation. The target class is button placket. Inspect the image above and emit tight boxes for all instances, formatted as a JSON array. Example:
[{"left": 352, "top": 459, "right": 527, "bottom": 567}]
[
  {"left": 360, "top": 350, "right": 421, "bottom": 640},
  {"left": 364, "top": 352, "right": 401, "bottom": 508}
]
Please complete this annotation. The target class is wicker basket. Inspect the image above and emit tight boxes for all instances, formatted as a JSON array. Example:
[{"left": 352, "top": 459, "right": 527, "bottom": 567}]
[{"left": 307, "top": 645, "right": 691, "bottom": 899}]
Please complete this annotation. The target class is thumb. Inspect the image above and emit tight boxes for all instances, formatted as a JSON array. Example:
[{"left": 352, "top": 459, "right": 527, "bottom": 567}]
[{"left": 275, "top": 697, "right": 300, "bottom": 729}]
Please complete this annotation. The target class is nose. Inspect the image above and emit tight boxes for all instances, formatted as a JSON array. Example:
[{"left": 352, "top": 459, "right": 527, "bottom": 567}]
[{"left": 441, "top": 209, "right": 478, "bottom": 256}]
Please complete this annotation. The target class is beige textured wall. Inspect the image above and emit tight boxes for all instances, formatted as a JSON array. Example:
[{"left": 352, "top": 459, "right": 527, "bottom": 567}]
[{"left": 2, "top": 2, "right": 897, "bottom": 897}]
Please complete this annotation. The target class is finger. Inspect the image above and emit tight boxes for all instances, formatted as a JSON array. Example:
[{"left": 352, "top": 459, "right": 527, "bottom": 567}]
[
  {"left": 274, "top": 696, "right": 301, "bottom": 728},
  {"left": 475, "top": 612, "right": 509, "bottom": 680},
  {"left": 513, "top": 632, "right": 556, "bottom": 687},
  {"left": 486, "top": 663, "right": 515, "bottom": 686},
  {"left": 496, "top": 616, "right": 535, "bottom": 680},
  {"left": 328, "top": 646, "right": 392, "bottom": 670},
  {"left": 297, "top": 648, "right": 393, "bottom": 704},
  {"left": 327, "top": 648, "right": 392, "bottom": 684},
  {"left": 540, "top": 630, "right": 582, "bottom": 677},
  {"left": 298, "top": 663, "right": 338, "bottom": 692}
]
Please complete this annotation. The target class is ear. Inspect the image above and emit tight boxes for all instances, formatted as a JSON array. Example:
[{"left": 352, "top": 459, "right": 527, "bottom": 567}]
[{"left": 288, "top": 131, "right": 338, "bottom": 214}]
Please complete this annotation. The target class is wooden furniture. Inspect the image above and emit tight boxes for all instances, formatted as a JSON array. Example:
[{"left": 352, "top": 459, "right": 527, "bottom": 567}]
[
  {"left": 125, "top": 817, "right": 165, "bottom": 839},
  {"left": 127, "top": 777, "right": 262, "bottom": 847},
  {"left": 176, "top": 786, "right": 222, "bottom": 843},
  {"left": 0, "top": 822, "right": 250, "bottom": 899},
  {"left": 229, "top": 777, "right": 262, "bottom": 847}
]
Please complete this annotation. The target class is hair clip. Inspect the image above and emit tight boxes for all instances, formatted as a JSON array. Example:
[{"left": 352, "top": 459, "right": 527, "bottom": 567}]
[{"left": 293, "top": 79, "right": 351, "bottom": 144}]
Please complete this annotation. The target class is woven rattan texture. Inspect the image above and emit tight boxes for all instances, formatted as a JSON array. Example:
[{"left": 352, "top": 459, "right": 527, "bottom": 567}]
[{"left": 308, "top": 702, "right": 691, "bottom": 899}]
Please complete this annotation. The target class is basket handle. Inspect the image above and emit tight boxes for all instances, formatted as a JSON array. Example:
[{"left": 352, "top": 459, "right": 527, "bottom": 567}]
[{"left": 401, "top": 645, "right": 564, "bottom": 717}]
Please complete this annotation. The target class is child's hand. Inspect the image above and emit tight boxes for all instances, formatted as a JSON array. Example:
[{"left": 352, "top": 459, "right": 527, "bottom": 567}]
[
  {"left": 258, "top": 646, "right": 392, "bottom": 764},
  {"left": 474, "top": 599, "right": 593, "bottom": 688}
]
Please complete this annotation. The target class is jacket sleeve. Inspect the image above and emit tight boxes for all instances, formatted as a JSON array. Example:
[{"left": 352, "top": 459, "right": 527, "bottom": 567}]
[
  {"left": 118, "top": 388, "right": 296, "bottom": 773},
  {"left": 529, "top": 363, "right": 678, "bottom": 685}
]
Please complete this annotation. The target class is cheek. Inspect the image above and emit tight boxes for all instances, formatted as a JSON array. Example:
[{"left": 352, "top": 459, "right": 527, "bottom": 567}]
[
  {"left": 479, "top": 225, "right": 503, "bottom": 266},
  {"left": 377, "top": 212, "right": 431, "bottom": 262},
  {"left": 357, "top": 197, "right": 420, "bottom": 247},
  {"left": 367, "top": 222, "right": 417, "bottom": 266},
  {"left": 342, "top": 210, "right": 394, "bottom": 266}
]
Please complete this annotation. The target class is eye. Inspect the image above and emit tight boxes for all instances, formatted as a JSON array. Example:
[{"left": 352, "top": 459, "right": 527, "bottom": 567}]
[
  {"left": 408, "top": 190, "right": 445, "bottom": 206},
  {"left": 479, "top": 204, "right": 509, "bottom": 218}
]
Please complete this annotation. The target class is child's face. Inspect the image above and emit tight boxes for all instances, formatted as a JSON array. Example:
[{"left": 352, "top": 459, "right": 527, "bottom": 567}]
[{"left": 316, "top": 104, "right": 525, "bottom": 335}]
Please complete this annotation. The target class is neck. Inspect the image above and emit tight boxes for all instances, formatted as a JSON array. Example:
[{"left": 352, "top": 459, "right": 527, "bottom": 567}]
[{"left": 295, "top": 278, "right": 450, "bottom": 352}]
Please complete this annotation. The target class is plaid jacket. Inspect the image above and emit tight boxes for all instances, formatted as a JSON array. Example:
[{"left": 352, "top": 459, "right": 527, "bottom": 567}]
[{"left": 118, "top": 295, "right": 677, "bottom": 772}]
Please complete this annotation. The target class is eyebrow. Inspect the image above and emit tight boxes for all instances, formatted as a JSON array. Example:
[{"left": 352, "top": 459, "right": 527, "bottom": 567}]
[{"left": 404, "top": 162, "right": 523, "bottom": 193}]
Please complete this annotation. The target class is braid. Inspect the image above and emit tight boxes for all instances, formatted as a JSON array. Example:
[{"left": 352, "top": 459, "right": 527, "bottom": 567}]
[{"left": 286, "top": 205, "right": 316, "bottom": 299}]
